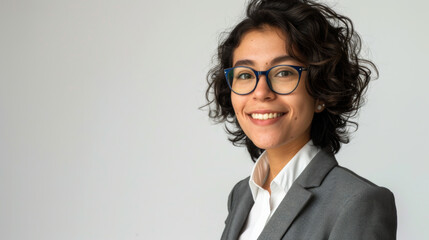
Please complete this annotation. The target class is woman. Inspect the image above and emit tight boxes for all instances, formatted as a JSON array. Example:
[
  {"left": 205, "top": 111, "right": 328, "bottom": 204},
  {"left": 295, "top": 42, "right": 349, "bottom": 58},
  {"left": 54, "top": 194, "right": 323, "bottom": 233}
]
[{"left": 205, "top": 0, "right": 397, "bottom": 239}]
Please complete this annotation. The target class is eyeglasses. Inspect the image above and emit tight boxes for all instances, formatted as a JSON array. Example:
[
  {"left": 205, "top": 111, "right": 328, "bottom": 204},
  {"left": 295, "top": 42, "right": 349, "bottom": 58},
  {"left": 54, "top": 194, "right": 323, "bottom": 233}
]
[{"left": 224, "top": 65, "right": 308, "bottom": 95}]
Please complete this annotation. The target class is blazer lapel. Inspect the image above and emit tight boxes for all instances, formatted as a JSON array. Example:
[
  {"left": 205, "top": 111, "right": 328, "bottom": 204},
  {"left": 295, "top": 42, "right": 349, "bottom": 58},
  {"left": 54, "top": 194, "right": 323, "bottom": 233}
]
[
  {"left": 257, "top": 184, "right": 312, "bottom": 240},
  {"left": 257, "top": 149, "right": 338, "bottom": 240}
]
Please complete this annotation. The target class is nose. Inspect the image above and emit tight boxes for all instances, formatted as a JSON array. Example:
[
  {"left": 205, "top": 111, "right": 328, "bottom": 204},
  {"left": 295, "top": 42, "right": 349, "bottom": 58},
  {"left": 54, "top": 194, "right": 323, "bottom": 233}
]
[{"left": 252, "top": 74, "right": 275, "bottom": 101}]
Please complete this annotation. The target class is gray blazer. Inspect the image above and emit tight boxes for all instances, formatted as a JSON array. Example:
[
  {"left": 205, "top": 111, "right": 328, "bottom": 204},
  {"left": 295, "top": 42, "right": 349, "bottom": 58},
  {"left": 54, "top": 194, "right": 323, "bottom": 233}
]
[{"left": 221, "top": 149, "right": 397, "bottom": 240}]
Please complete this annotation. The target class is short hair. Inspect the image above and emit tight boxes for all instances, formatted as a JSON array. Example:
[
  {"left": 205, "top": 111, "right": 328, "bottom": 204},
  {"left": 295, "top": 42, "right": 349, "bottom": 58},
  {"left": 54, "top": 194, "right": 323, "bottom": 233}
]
[{"left": 204, "top": 0, "right": 377, "bottom": 161}]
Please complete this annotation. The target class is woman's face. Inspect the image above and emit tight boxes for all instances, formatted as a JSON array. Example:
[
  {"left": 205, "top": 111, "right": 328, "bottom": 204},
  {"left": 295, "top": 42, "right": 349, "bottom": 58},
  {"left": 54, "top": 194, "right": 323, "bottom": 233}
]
[{"left": 231, "top": 26, "right": 321, "bottom": 151}]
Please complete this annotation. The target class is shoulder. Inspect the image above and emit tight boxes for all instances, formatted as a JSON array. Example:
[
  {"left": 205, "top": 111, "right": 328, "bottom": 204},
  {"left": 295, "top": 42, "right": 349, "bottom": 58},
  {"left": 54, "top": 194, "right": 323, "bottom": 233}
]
[
  {"left": 319, "top": 164, "right": 396, "bottom": 221},
  {"left": 302, "top": 153, "right": 397, "bottom": 216},
  {"left": 301, "top": 149, "right": 395, "bottom": 204},
  {"left": 224, "top": 176, "right": 253, "bottom": 216},
  {"left": 322, "top": 166, "right": 397, "bottom": 239},
  {"left": 231, "top": 176, "right": 250, "bottom": 193},
  {"left": 227, "top": 177, "right": 250, "bottom": 204},
  {"left": 325, "top": 165, "right": 394, "bottom": 198},
  {"left": 300, "top": 163, "right": 397, "bottom": 238}
]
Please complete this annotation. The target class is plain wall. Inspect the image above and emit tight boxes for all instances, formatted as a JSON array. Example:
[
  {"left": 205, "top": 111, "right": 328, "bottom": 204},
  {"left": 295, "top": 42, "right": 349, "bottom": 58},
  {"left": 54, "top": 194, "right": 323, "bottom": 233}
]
[{"left": 0, "top": 0, "right": 428, "bottom": 239}]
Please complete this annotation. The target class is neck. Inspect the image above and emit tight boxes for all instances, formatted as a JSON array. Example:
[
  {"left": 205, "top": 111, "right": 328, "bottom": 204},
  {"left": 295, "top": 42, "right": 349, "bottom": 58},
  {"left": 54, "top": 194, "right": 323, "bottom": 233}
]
[{"left": 265, "top": 134, "right": 310, "bottom": 184}]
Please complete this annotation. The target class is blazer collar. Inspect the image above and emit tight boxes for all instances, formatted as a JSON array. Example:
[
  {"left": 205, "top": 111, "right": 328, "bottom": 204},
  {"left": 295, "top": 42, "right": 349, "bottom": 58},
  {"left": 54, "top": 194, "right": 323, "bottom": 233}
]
[
  {"left": 223, "top": 148, "right": 338, "bottom": 240},
  {"left": 257, "top": 148, "right": 338, "bottom": 240},
  {"left": 295, "top": 148, "right": 338, "bottom": 189}
]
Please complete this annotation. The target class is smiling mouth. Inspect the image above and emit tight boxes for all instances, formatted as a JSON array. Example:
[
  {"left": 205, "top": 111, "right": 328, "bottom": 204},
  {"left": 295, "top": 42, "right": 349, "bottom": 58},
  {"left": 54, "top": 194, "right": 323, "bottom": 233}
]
[{"left": 250, "top": 112, "right": 285, "bottom": 120}]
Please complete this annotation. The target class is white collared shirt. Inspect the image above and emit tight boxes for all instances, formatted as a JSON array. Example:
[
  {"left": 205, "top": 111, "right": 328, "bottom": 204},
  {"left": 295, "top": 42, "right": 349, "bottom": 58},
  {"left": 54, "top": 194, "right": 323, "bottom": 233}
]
[{"left": 238, "top": 140, "right": 320, "bottom": 240}]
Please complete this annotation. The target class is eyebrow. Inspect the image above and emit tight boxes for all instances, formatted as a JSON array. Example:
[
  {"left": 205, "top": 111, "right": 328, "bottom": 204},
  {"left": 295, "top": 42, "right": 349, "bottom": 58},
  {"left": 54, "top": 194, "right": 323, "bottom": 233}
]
[{"left": 233, "top": 55, "right": 296, "bottom": 67}]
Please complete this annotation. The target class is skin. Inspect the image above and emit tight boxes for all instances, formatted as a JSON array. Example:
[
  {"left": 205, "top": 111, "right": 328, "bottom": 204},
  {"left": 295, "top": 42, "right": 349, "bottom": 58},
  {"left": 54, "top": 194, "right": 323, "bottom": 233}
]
[{"left": 231, "top": 25, "right": 324, "bottom": 193}]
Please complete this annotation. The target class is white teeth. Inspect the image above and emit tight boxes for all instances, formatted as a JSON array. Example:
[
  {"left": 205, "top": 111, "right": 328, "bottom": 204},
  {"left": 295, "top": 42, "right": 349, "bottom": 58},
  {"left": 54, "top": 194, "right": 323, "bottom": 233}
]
[{"left": 251, "top": 112, "right": 284, "bottom": 120}]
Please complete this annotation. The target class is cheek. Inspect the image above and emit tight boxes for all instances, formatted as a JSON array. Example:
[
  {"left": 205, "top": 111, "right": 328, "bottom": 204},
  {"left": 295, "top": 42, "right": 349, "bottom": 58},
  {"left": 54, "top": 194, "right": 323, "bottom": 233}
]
[
  {"left": 230, "top": 94, "right": 250, "bottom": 131},
  {"left": 295, "top": 109, "right": 314, "bottom": 126},
  {"left": 231, "top": 94, "right": 242, "bottom": 115},
  {"left": 289, "top": 97, "right": 315, "bottom": 125}
]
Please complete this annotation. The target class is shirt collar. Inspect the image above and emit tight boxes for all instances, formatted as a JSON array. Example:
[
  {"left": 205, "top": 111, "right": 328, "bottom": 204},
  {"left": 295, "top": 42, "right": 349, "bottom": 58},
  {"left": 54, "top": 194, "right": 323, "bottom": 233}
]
[
  {"left": 248, "top": 151, "right": 269, "bottom": 199},
  {"left": 248, "top": 140, "right": 320, "bottom": 200}
]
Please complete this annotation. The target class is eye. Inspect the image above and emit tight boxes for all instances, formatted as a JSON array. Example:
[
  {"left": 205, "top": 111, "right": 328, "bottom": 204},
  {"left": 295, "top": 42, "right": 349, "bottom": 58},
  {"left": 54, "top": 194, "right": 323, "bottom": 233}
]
[
  {"left": 237, "top": 72, "right": 253, "bottom": 80},
  {"left": 275, "top": 70, "right": 293, "bottom": 77}
]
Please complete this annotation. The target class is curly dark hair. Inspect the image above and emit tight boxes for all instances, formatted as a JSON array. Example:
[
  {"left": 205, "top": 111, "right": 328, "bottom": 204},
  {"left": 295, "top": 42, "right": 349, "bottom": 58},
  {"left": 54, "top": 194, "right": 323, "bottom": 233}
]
[{"left": 203, "top": 0, "right": 377, "bottom": 162}]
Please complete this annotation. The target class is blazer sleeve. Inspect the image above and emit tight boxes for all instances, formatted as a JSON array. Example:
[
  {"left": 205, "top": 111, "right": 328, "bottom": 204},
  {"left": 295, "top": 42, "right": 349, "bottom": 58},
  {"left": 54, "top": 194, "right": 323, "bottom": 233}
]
[
  {"left": 328, "top": 186, "right": 397, "bottom": 240},
  {"left": 224, "top": 184, "right": 235, "bottom": 224},
  {"left": 221, "top": 181, "right": 242, "bottom": 240}
]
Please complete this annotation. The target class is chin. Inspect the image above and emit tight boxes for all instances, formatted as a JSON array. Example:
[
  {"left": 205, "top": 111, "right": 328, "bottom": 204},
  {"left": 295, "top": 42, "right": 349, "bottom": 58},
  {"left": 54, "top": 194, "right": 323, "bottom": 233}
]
[{"left": 250, "top": 135, "right": 284, "bottom": 150}]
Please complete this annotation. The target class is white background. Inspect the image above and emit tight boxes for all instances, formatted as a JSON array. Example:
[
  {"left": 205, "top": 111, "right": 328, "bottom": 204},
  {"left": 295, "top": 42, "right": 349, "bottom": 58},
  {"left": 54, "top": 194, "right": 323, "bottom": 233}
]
[{"left": 0, "top": 0, "right": 428, "bottom": 239}]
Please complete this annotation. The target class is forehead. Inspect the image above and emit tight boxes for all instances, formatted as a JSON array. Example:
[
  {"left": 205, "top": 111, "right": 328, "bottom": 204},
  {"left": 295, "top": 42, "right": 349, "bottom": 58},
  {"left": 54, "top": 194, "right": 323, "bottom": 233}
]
[{"left": 232, "top": 26, "right": 290, "bottom": 66}]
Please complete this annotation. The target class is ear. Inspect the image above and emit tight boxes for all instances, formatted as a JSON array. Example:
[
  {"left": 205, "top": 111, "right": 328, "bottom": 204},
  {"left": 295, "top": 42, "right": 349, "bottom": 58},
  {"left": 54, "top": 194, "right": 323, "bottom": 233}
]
[{"left": 314, "top": 100, "right": 325, "bottom": 113}]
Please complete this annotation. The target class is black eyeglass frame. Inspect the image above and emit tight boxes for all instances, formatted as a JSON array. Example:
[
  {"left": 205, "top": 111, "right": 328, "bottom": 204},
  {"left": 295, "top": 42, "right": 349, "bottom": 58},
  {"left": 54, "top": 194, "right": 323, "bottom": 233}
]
[{"left": 223, "top": 65, "right": 308, "bottom": 95}]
